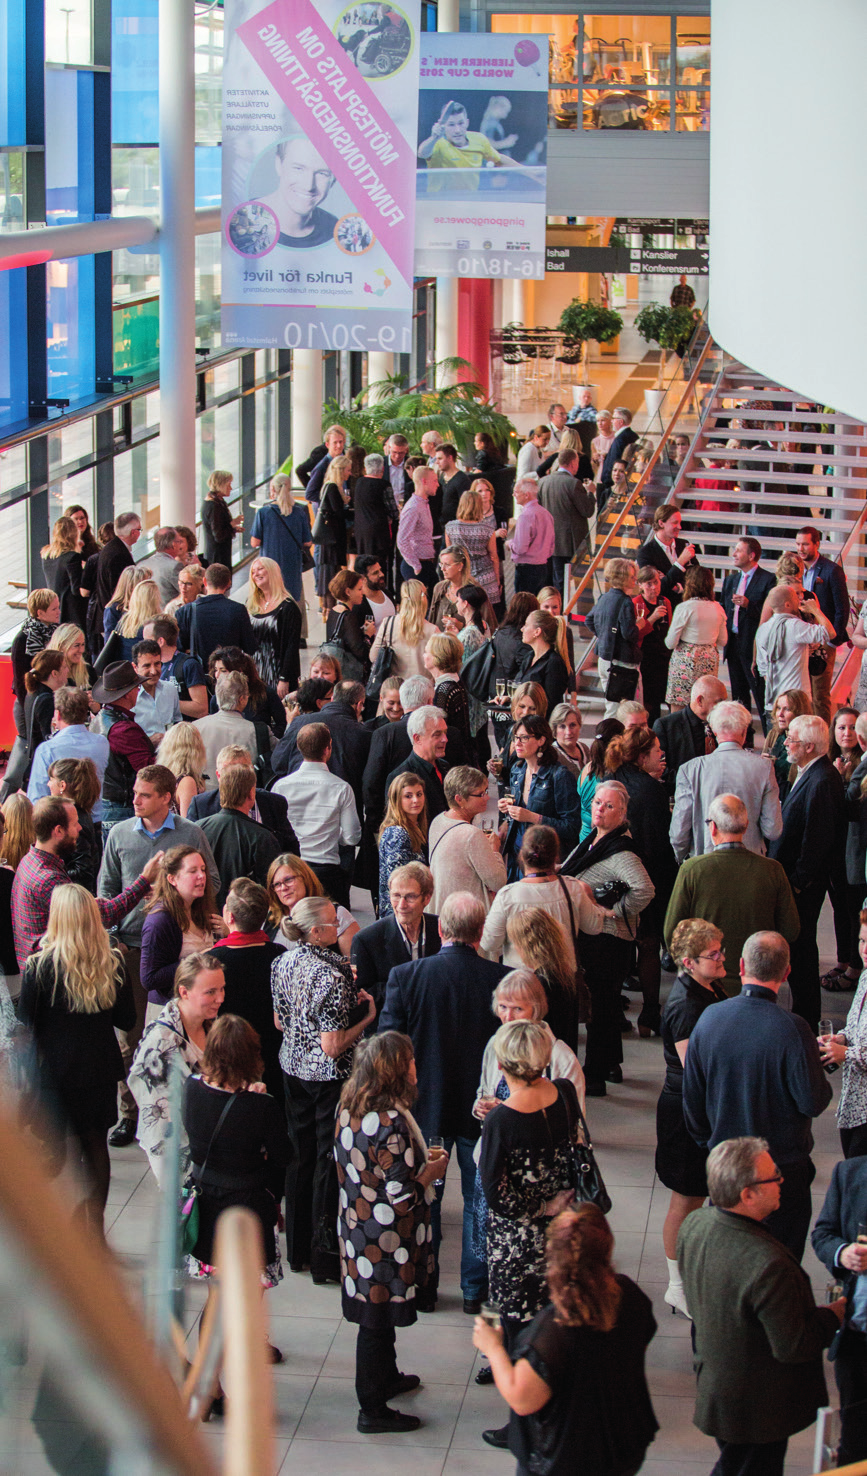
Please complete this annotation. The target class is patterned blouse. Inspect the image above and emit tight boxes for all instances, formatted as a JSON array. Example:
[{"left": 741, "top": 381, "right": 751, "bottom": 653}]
[
  {"left": 378, "top": 825, "right": 425, "bottom": 917},
  {"left": 128, "top": 999, "right": 204, "bottom": 1186},
  {"left": 271, "top": 943, "right": 357, "bottom": 1081},
  {"left": 838, "top": 969, "right": 867, "bottom": 1129},
  {"left": 445, "top": 519, "right": 500, "bottom": 605}
]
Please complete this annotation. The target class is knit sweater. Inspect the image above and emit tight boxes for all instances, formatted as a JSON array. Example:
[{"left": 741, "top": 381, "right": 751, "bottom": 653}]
[{"left": 97, "top": 817, "right": 219, "bottom": 948}]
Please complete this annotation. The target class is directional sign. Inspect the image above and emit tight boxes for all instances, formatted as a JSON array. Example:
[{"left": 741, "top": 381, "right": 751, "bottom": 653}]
[
  {"left": 626, "top": 246, "right": 709, "bottom": 275},
  {"left": 615, "top": 217, "right": 708, "bottom": 239},
  {"left": 545, "top": 245, "right": 623, "bottom": 273},
  {"left": 545, "top": 242, "right": 708, "bottom": 275}
]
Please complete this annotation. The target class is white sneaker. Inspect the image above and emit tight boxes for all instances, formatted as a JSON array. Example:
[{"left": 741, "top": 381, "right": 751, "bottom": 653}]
[{"left": 664, "top": 1284, "right": 692, "bottom": 1320}]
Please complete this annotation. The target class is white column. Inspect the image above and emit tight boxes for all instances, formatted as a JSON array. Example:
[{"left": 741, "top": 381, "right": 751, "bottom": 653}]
[
  {"left": 367, "top": 351, "right": 393, "bottom": 401},
  {"left": 434, "top": 0, "right": 461, "bottom": 385},
  {"left": 291, "top": 350, "right": 324, "bottom": 488},
  {"left": 158, "top": 0, "right": 196, "bottom": 527},
  {"left": 502, "top": 277, "right": 526, "bottom": 326}
]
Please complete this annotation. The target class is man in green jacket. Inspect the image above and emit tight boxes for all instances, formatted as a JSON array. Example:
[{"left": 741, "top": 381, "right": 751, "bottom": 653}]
[
  {"left": 679, "top": 1136, "right": 844, "bottom": 1476},
  {"left": 664, "top": 793, "right": 800, "bottom": 995}
]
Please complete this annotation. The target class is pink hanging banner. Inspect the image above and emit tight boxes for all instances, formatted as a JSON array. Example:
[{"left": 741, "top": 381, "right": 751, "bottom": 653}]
[{"left": 237, "top": 0, "right": 416, "bottom": 283}]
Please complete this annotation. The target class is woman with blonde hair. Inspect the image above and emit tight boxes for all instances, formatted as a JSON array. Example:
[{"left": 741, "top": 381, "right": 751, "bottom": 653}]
[
  {"left": 316, "top": 455, "right": 351, "bottom": 610},
  {"left": 265, "top": 852, "right": 358, "bottom": 957},
  {"left": 247, "top": 555, "right": 302, "bottom": 695},
  {"left": 370, "top": 577, "right": 437, "bottom": 680},
  {"left": 103, "top": 564, "right": 153, "bottom": 643},
  {"left": 115, "top": 579, "right": 164, "bottom": 661},
  {"left": 250, "top": 472, "right": 312, "bottom": 603},
  {"left": 762, "top": 688, "right": 812, "bottom": 801},
  {"left": 18, "top": 883, "right": 134, "bottom": 1235},
  {"left": 156, "top": 724, "right": 207, "bottom": 816},
  {"left": 425, "top": 630, "right": 470, "bottom": 739},
  {"left": 520, "top": 608, "right": 571, "bottom": 713},
  {"left": 445, "top": 488, "right": 501, "bottom": 612},
  {"left": 165, "top": 562, "right": 205, "bottom": 618},
  {"left": 378, "top": 772, "right": 428, "bottom": 916},
  {"left": 48, "top": 624, "right": 91, "bottom": 693},
  {"left": 202, "top": 469, "right": 242, "bottom": 567},
  {"left": 429, "top": 542, "right": 498, "bottom": 632},
  {"left": 1, "top": 792, "right": 34, "bottom": 870},
  {"left": 41, "top": 515, "right": 86, "bottom": 627}
]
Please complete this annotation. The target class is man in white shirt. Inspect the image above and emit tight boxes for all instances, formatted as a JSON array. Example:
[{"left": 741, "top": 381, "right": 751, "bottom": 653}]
[
  {"left": 355, "top": 554, "right": 395, "bottom": 631},
  {"left": 547, "top": 402, "right": 568, "bottom": 447},
  {"left": 272, "top": 721, "right": 360, "bottom": 906},
  {"left": 132, "top": 640, "right": 181, "bottom": 745},
  {"left": 755, "top": 586, "right": 830, "bottom": 716}
]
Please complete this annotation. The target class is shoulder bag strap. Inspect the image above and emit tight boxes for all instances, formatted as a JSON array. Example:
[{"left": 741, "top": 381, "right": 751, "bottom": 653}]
[
  {"left": 280, "top": 510, "right": 305, "bottom": 553},
  {"left": 191, "top": 1090, "right": 238, "bottom": 1184},
  {"left": 427, "top": 817, "right": 467, "bottom": 864},
  {"left": 555, "top": 875, "right": 579, "bottom": 956}
]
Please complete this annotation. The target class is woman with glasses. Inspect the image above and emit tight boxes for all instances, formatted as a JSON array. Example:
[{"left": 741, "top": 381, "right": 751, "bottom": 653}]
[
  {"left": 497, "top": 716, "right": 580, "bottom": 883},
  {"left": 656, "top": 917, "right": 727, "bottom": 1320},
  {"left": 265, "top": 853, "right": 358, "bottom": 959}
]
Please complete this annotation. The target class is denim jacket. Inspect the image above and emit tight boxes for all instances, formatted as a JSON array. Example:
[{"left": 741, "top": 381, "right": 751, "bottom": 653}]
[{"left": 503, "top": 759, "right": 581, "bottom": 881}]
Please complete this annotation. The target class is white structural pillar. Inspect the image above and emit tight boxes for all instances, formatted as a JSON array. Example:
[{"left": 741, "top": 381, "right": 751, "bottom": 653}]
[
  {"left": 367, "top": 351, "right": 394, "bottom": 400},
  {"left": 158, "top": 0, "right": 197, "bottom": 527},
  {"left": 434, "top": 0, "right": 460, "bottom": 385},
  {"left": 502, "top": 277, "right": 526, "bottom": 327},
  {"left": 291, "top": 351, "right": 324, "bottom": 487}
]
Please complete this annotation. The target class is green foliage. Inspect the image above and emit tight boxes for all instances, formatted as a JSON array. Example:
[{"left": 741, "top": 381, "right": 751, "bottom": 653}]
[
  {"left": 634, "top": 303, "right": 695, "bottom": 352},
  {"left": 557, "top": 299, "right": 623, "bottom": 347},
  {"left": 321, "top": 358, "right": 517, "bottom": 462}
]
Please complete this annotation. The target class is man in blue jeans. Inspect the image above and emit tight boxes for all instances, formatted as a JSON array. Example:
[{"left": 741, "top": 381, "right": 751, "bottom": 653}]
[{"left": 379, "top": 890, "right": 509, "bottom": 1310}]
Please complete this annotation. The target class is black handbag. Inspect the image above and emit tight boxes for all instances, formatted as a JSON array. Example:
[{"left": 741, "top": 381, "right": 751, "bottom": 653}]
[
  {"left": 555, "top": 876, "right": 592, "bottom": 1026},
  {"left": 461, "top": 637, "right": 496, "bottom": 703},
  {"left": 603, "top": 662, "right": 639, "bottom": 702},
  {"left": 320, "top": 610, "right": 366, "bottom": 682},
  {"left": 179, "top": 1090, "right": 237, "bottom": 1255},
  {"left": 310, "top": 501, "right": 331, "bottom": 546},
  {"left": 556, "top": 1077, "right": 612, "bottom": 1214},
  {"left": 366, "top": 616, "right": 395, "bottom": 701}
]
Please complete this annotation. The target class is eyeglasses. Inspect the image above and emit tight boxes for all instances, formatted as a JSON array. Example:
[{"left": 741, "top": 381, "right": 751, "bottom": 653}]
[
  {"left": 469, "top": 790, "right": 489, "bottom": 799},
  {"left": 273, "top": 878, "right": 297, "bottom": 892},
  {"left": 748, "top": 1172, "right": 784, "bottom": 1188},
  {"left": 697, "top": 949, "right": 725, "bottom": 961}
]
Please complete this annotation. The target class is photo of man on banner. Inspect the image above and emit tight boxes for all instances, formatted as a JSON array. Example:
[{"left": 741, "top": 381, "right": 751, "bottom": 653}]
[{"left": 257, "top": 136, "right": 341, "bottom": 249}]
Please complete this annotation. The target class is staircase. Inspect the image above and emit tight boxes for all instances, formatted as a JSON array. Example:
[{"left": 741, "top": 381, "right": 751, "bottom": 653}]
[{"left": 566, "top": 338, "right": 867, "bottom": 710}]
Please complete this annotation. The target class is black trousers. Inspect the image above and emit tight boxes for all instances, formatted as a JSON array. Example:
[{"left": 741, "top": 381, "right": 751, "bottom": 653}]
[
  {"left": 550, "top": 554, "right": 570, "bottom": 599},
  {"left": 581, "top": 933, "right": 633, "bottom": 1084},
  {"left": 639, "top": 651, "right": 670, "bottom": 728},
  {"left": 761, "top": 1158, "right": 815, "bottom": 1262},
  {"left": 310, "top": 861, "right": 351, "bottom": 910},
  {"left": 514, "top": 562, "right": 551, "bottom": 596},
  {"left": 356, "top": 1325, "right": 399, "bottom": 1413},
  {"left": 711, "top": 1438, "right": 787, "bottom": 1476},
  {"left": 830, "top": 878, "right": 864, "bottom": 972},
  {"left": 834, "top": 1327, "right": 867, "bottom": 1466},
  {"left": 282, "top": 1073, "right": 342, "bottom": 1274},
  {"left": 727, "top": 642, "right": 767, "bottom": 732},
  {"left": 788, "top": 883, "right": 827, "bottom": 1034},
  {"left": 841, "top": 1124, "right": 867, "bottom": 1159}
]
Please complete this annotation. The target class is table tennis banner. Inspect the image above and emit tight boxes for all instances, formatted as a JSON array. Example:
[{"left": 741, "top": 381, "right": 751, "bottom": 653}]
[
  {"left": 221, "top": 0, "right": 421, "bottom": 354},
  {"left": 415, "top": 33, "right": 548, "bottom": 281}
]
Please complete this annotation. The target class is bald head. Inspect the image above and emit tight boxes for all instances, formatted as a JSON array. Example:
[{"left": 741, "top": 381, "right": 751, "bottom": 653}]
[
  {"left": 740, "top": 931, "right": 790, "bottom": 990},
  {"left": 413, "top": 466, "right": 437, "bottom": 499},
  {"left": 767, "top": 585, "right": 799, "bottom": 616},
  {"left": 707, "top": 793, "right": 749, "bottom": 838},
  {"left": 690, "top": 676, "right": 727, "bottom": 720}
]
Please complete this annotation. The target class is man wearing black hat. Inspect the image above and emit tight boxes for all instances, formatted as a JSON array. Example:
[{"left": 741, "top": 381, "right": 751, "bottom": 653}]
[{"left": 93, "top": 661, "right": 156, "bottom": 837}]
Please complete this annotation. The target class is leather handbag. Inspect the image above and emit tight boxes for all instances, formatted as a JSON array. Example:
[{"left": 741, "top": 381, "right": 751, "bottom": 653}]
[
  {"left": 556, "top": 1077, "right": 612, "bottom": 1214},
  {"left": 310, "top": 500, "right": 331, "bottom": 546},
  {"left": 604, "top": 662, "right": 639, "bottom": 702},
  {"left": 461, "top": 637, "right": 496, "bottom": 703},
  {"left": 366, "top": 616, "right": 395, "bottom": 701}
]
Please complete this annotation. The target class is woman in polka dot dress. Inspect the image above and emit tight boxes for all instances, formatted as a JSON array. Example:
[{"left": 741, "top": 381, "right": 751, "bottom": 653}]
[{"left": 333, "top": 1031, "right": 448, "bottom": 1434}]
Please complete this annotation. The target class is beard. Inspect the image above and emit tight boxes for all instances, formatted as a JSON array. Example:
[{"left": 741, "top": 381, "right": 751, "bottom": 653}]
[{"left": 56, "top": 834, "right": 77, "bottom": 861}]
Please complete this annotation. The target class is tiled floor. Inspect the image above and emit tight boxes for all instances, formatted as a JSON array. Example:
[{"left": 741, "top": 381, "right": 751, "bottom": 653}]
[{"left": 87, "top": 895, "right": 847, "bottom": 1476}]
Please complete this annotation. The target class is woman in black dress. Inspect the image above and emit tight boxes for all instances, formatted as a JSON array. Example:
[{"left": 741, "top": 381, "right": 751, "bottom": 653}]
[
  {"left": 424, "top": 631, "right": 471, "bottom": 744},
  {"left": 656, "top": 917, "right": 727, "bottom": 1319},
  {"left": 519, "top": 609, "right": 570, "bottom": 713},
  {"left": 41, "top": 516, "right": 86, "bottom": 628},
  {"left": 201, "top": 469, "right": 242, "bottom": 568},
  {"left": 325, "top": 567, "right": 373, "bottom": 682},
  {"left": 316, "top": 455, "right": 351, "bottom": 613},
  {"left": 24, "top": 649, "right": 69, "bottom": 759},
  {"left": 18, "top": 883, "right": 134, "bottom": 1238},
  {"left": 473, "top": 1204, "right": 658, "bottom": 1476},
  {"left": 246, "top": 555, "right": 302, "bottom": 696},
  {"left": 491, "top": 593, "right": 540, "bottom": 748},
  {"left": 211, "top": 877, "right": 285, "bottom": 1100},
  {"left": 633, "top": 565, "right": 671, "bottom": 726}
]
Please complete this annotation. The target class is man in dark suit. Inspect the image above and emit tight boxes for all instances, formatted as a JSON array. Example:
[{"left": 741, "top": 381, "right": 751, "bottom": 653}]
[
  {"left": 175, "top": 563, "right": 255, "bottom": 666},
  {"left": 538, "top": 449, "right": 595, "bottom": 599},
  {"left": 770, "top": 714, "right": 846, "bottom": 1031},
  {"left": 304, "top": 423, "right": 347, "bottom": 503},
  {"left": 363, "top": 676, "right": 465, "bottom": 827},
  {"left": 653, "top": 675, "right": 727, "bottom": 796},
  {"left": 351, "top": 861, "right": 440, "bottom": 1012},
  {"left": 795, "top": 525, "right": 851, "bottom": 724},
  {"left": 380, "top": 891, "right": 508, "bottom": 1311},
  {"left": 198, "top": 765, "right": 282, "bottom": 908},
  {"left": 272, "top": 677, "right": 334, "bottom": 776},
  {"left": 93, "top": 511, "right": 142, "bottom": 646},
  {"left": 635, "top": 504, "right": 699, "bottom": 607},
  {"left": 812, "top": 1157, "right": 867, "bottom": 1467},
  {"left": 186, "top": 746, "right": 298, "bottom": 855},
  {"left": 385, "top": 705, "right": 450, "bottom": 822},
  {"left": 723, "top": 537, "right": 775, "bottom": 729},
  {"left": 598, "top": 406, "right": 639, "bottom": 509},
  {"left": 267, "top": 680, "right": 370, "bottom": 820},
  {"left": 679, "top": 1135, "right": 842, "bottom": 1476},
  {"left": 435, "top": 443, "right": 471, "bottom": 528}
]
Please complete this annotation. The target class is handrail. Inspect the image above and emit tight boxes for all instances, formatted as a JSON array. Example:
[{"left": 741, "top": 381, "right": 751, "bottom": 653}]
[
  {"left": 563, "top": 333, "right": 718, "bottom": 615},
  {"left": 218, "top": 1209, "right": 274, "bottom": 1476},
  {"left": 0, "top": 1097, "right": 218, "bottom": 1476}
]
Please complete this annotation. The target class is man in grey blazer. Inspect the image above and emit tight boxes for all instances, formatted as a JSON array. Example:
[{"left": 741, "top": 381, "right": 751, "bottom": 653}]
[
  {"left": 538, "top": 448, "right": 595, "bottom": 598},
  {"left": 669, "top": 700, "right": 782, "bottom": 862}
]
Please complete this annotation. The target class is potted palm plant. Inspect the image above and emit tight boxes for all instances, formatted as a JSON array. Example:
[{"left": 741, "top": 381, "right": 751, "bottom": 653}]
[
  {"left": 634, "top": 303, "right": 697, "bottom": 414},
  {"left": 557, "top": 299, "right": 624, "bottom": 392}
]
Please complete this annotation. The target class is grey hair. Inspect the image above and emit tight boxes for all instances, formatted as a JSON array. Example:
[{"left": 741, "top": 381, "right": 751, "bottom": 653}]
[
  {"left": 515, "top": 476, "right": 539, "bottom": 495},
  {"left": 492, "top": 1019, "right": 552, "bottom": 1082},
  {"left": 612, "top": 406, "right": 632, "bottom": 424},
  {"left": 788, "top": 714, "right": 829, "bottom": 755},
  {"left": 280, "top": 894, "right": 336, "bottom": 942},
  {"left": 707, "top": 793, "right": 748, "bottom": 834},
  {"left": 407, "top": 704, "right": 443, "bottom": 742},
  {"left": 741, "top": 930, "right": 790, "bottom": 984},
  {"left": 706, "top": 1137, "right": 769, "bottom": 1209},
  {"left": 492, "top": 969, "right": 548, "bottom": 1020},
  {"left": 708, "top": 700, "right": 751, "bottom": 740},
  {"left": 215, "top": 670, "right": 249, "bottom": 712},
  {"left": 154, "top": 526, "right": 178, "bottom": 552},
  {"left": 364, "top": 453, "right": 385, "bottom": 475},
  {"left": 615, "top": 699, "right": 646, "bottom": 721},
  {"left": 439, "top": 891, "right": 486, "bottom": 945},
  {"left": 399, "top": 676, "right": 434, "bottom": 712},
  {"left": 115, "top": 511, "right": 140, "bottom": 535},
  {"left": 594, "top": 780, "right": 629, "bottom": 811}
]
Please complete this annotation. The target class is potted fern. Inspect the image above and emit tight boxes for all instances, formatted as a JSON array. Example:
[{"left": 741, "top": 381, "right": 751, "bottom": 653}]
[{"left": 557, "top": 299, "right": 624, "bottom": 391}]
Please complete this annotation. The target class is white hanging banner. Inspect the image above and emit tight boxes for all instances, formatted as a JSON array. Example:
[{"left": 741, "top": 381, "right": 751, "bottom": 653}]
[
  {"left": 221, "top": 0, "right": 421, "bottom": 354},
  {"left": 415, "top": 33, "right": 548, "bottom": 281}
]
